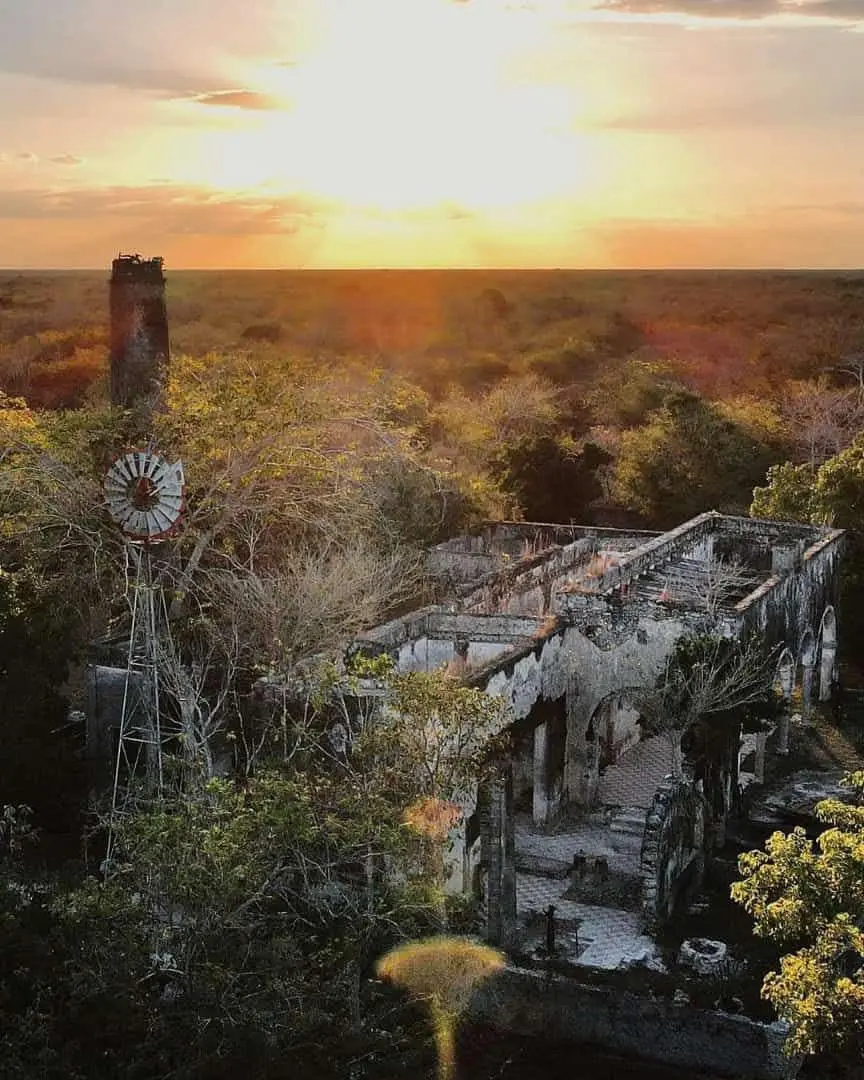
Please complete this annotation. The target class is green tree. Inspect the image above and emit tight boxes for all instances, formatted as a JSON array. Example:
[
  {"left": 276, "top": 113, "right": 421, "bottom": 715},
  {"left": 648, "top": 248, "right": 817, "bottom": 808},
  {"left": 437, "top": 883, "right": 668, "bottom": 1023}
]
[
  {"left": 585, "top": 355, "right": 679, "bottom": 430},
  {"left": 0, "top": 662, "right": 508, "bottom": 1079},
  {"left": 732, "top": 771, "right": 864, "bottom": 1057},
  {"left": 613, "top": 388, "right": 781, "bottom": 526},
  {"left": 489, "top": 435, "right": 611, "bottom": 523},
  {"left": 751, "top": 433, "right": 864, "bottom": 532}
]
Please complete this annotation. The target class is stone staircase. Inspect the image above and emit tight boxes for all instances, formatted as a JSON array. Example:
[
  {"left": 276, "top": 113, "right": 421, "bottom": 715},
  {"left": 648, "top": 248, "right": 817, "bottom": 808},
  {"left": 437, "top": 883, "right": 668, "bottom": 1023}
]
[
  {"left": 597, "top": 734, "right": 674, "bottom": 808},
  {"left": 609, "top": 806, "right": 648, "bottom": 840}
]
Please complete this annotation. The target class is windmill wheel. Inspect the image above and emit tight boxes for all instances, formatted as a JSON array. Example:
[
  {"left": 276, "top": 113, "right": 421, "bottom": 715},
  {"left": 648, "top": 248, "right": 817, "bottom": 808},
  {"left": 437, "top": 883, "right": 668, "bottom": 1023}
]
[{"left": 104, "top": 449, "right": 185, "bottom": 540}]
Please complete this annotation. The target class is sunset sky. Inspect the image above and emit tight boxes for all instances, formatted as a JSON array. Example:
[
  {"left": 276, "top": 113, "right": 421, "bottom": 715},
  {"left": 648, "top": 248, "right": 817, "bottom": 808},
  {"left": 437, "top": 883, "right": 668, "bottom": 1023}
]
[{"left": 2, "top": 0, "right": 864, "bottom": 268}]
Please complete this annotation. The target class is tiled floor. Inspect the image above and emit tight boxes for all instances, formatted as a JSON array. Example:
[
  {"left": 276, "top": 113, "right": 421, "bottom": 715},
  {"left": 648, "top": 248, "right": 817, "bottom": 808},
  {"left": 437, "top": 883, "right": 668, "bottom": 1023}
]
[
  {"left": 512, "top": 738, "right": 675, "bottom": 972},
  {"left": 514, "top": 813, "right": 643, "bottom": 875},
  {"left": 517, "top": 872, "right": 663, "bottom": 971}
]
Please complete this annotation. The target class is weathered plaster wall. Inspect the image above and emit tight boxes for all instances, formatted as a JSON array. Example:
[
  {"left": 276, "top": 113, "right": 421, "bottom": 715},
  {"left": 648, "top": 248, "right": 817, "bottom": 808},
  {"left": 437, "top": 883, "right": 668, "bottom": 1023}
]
[
  {"left": 469, "top": 968, "right": 801, "bottom": 1080},
  {"left": 395, "top": 636, "right": 514, "bottom": 673},
  {"left": 455, "top": 529, "right": 657, "bottom": 617},
  {"left": 736, "top": 530, "right": 843, "bottom": 658},
  {"left": 595, "top": 695, "right": 642, "bottom": 767}
]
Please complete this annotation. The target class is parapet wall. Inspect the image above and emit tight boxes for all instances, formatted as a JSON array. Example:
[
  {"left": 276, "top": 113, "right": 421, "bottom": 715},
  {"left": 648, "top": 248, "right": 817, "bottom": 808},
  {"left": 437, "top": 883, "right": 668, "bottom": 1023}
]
[{"left": 469, "top": 967, "right": 801, "bottom": 1080}]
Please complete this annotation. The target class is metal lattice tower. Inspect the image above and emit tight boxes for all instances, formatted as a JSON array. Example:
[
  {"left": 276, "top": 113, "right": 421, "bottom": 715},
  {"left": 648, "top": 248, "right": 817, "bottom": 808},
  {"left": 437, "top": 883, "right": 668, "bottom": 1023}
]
[{"left": 103, "top": 449, "right": 185, "bottom": 865}]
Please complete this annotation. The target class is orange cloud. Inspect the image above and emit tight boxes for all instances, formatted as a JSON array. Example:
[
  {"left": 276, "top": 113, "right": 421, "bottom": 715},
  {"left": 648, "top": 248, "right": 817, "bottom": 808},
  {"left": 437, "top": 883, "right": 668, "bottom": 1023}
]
[{"left": 186, "top": 90, "right": 284, "bottom": 110}]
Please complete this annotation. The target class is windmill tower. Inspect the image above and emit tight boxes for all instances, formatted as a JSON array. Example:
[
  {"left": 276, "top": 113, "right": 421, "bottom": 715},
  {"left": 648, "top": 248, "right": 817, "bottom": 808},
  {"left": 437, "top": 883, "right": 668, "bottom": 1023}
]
[{"left": 103, "top": 448, "right": 185, "bottom": 862}]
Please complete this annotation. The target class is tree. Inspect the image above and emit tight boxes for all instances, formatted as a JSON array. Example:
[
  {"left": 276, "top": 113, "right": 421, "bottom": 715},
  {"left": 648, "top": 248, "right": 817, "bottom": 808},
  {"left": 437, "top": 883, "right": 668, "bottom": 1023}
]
[
  {"left": 584, "top": 355, "right": 679, "bottom": 430},
  {"left": 636, "top": 634, "right": 777, "bottom": 778},
  {"left": 0, "top": 662, "right": 508, "bottom": 1079},
  {"left": 489, "top": 435, "right": 611, "bottom": 524},
  {"left": 779, "top": 378, "right": 864, "bottom": 468},
  {"left": 664, "top": 555, "right": 763, "bottom": 617},
  {"left": 752, "top": 433, "right": 864, "bottom": 533},
  {"left": 732, "top": 771, "right": 864, "bottom": 1057},
  {"left": 613, "top": 388, "right": 782, "bottom": 526}
]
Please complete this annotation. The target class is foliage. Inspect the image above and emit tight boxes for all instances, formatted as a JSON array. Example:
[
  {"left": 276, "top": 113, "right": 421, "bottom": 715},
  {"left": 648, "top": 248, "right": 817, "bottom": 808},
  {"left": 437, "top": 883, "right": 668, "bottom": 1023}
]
[
  {"left": 636, "top": 634, "right": 778, "bottom": 776},
  {"left": 732, "top": 771, "right": 864, "bottom": 1057},
  {"left": 0, "top": 656, "right": 508, "bottom": 1078},
  {"left": 584, "top": 355, "right": 679, "bottom": 430},
  {"left": 752, "top": 432, "right": 864, "bottom": 534},
  {"left": 489, "top": 435, "right": 611, "bottom": 524},
  {"left": 612, "top": 388, "right": 782, "bottom": 526}
]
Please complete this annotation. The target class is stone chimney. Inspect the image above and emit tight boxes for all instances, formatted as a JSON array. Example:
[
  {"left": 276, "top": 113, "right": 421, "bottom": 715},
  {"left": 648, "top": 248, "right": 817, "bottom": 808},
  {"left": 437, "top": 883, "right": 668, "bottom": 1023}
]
[{"left": 109, "top": 253, "right": 169, "bottom": 412}]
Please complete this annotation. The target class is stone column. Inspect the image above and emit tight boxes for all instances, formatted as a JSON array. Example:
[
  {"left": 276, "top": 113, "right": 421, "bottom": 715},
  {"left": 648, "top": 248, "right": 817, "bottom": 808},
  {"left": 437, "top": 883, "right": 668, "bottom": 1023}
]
[
  {"left": 533, "top": 721, "right": 549, "bottom": 826},
  {"left": 802, "top": 664, "right": 815, "bottom": 717},
  {"left": 777, "top": 714, "right": 790, "bottom": 755},
  {"left": 480, "top": 773, "right": 516, "bottom": 948},
  {"left": 754, "top": 733, "right": 767, "bottom": 784}
]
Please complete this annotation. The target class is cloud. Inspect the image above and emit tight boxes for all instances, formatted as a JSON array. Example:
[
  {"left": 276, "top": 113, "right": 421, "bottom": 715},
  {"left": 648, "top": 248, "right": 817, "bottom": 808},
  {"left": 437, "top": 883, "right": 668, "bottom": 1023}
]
[
  {"left": 183, "top": 90, "right": 284, "bottom": 111},
  {"left": 594, "top": 91, "right": 864, "bottom": 130},
  {"left": 0, "top": 184, "right": 330, "bottom": 236},
  {"left": 15, "top": 152, "right": 38, "bottom": 162},
  {"left": 592, "top": 0, "right": 864, "bottom": 20},
  {"left": 49, "top": 154, "right": 85, "bottom": 166}
]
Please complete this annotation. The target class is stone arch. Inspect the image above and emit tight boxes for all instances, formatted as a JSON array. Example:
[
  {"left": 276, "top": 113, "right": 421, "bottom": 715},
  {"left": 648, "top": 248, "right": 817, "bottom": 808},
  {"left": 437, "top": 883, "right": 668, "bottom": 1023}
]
[
  {"left": 592, "top": 690, "right": 644, "bottom": 772},
  {"left": 773, "top": 648, "right": 796, "bottom": 701},
  {"left": 798, "top": 628, "right": 817, "bottom": 714},
  {"left": 590, "top": 689, "right": 675, "bottom": 810},
  {"left": 818, "top": 607, "right": 837, "bottom": 703},
  {"left": 799, "top": 628, "right": 817, "bottom": 667},
  {"left": 641, "top": 778, "right": 708, "bottom": 923}
]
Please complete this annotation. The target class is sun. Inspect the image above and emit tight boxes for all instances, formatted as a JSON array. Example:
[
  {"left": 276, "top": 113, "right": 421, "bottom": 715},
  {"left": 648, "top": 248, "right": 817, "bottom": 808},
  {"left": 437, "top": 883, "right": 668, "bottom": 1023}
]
[{"left": 193, "top": 0, "right": 607, "bottom": 213}]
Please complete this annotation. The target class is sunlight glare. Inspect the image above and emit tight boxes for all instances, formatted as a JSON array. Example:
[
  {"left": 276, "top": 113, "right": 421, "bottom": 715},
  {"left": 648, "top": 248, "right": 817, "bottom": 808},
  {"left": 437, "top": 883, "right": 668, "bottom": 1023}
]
[{"left": 202, "top": 0, "right": 607, "bottom": 212}]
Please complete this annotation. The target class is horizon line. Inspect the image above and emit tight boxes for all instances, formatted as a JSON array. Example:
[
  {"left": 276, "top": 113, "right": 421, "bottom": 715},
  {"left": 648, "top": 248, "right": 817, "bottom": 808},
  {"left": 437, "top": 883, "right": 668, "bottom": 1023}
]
[{"left": 3, "top": 265, "right": 864, "bottom": 274}]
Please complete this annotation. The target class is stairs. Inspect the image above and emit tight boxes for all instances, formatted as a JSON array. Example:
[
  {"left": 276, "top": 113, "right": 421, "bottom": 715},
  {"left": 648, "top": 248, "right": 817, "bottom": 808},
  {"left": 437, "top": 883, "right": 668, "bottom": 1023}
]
[
  {"left": 609, "top": 806, "right": 648, "bottom": 840},
  {"left": 597, "top": 734, "right": 674, "bottom": 808}
]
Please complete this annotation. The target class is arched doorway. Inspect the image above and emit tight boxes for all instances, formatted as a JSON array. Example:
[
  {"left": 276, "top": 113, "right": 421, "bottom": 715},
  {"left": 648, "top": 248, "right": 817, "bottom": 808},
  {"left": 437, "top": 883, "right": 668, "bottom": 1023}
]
[
  {"left": 818, "top": 607, "right": 837, "bottom": 703},
  {"left": 590, "top": 691, "right": 673, "bottom": 809}
]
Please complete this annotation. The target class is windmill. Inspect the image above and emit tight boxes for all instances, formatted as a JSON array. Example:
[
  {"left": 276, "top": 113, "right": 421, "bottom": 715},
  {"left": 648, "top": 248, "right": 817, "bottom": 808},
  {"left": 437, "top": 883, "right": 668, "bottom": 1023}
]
[{"left": 103, "top": 448, "right": 185, "bottom": 862}]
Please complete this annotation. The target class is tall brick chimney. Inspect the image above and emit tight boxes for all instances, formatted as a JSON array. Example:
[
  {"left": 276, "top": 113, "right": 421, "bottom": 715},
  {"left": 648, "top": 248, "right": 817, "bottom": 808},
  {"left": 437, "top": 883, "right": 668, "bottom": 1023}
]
[{"left": 109, "top": 253, "right": 169, "bottom": 411}]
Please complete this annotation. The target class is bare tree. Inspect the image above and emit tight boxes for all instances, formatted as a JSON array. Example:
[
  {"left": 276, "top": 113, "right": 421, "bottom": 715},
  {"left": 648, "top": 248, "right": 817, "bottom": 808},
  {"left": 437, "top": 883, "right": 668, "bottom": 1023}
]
[
  {"left": 636, "top": 635, "right": 777, "bottom": 778},
  {"left": 780, "top": 378, "right": 864, "bottom": 467},
  {"left": 830, "top": 352, "right": 864, "bottom": 401},
  {"left": 665, "top": 555, "right": 762, "bottom": 615}
]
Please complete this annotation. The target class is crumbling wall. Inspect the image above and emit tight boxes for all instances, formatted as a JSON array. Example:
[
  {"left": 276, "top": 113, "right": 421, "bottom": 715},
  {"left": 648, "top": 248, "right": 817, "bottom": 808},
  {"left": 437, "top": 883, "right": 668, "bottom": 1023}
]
[
  {"left": 478, "top": 770, "right": 517, "bottom": 947},
  {"left": 737, "top": 529, "right": 842, "bottom": 653},
  {"left": 469, "top": 968, "right": 801, "bottom": 1080},
  {"left": 453, "top": 529, "right": 657, "bottom": 617}
]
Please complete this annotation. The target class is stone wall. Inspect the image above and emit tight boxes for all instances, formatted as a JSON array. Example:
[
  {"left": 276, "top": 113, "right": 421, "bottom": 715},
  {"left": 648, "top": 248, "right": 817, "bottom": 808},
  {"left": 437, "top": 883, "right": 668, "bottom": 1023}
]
[
  {"left": 454, "top": 528, "right": 657, "bottom": 618},
  {"left": 478, "top": 772, "right": 517, "bottom": 946},
  {"left": 469, "top": 967, "right": 801, "bottom": 1080}
]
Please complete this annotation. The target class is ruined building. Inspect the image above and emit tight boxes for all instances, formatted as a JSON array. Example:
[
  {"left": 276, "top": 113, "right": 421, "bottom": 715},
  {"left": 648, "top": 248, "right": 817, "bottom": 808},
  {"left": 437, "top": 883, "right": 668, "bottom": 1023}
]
[
  {"left": 347, "top": 512, "right": 843, "bottom": 955},
  {"left": 109, "top": 254, "right": 169, "bottom": 410}
]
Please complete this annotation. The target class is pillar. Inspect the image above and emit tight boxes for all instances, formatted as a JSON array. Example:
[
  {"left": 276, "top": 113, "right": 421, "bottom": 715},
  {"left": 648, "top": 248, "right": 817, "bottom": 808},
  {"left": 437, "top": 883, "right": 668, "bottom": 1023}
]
[
  {"left": 480, "top": 772, "right": 516, "bottom": 948},
  {"left": 802, "top": 664, "right": 815, "bottom": 717},
  {"left": 533, "top": 721, "right": 549, "bottom": 826},
  {"left": 777, "top": 715, "right": 790, "bottom": 755},
  {"left": 754, "top": 733, "right": 767, "bottom": 784}
]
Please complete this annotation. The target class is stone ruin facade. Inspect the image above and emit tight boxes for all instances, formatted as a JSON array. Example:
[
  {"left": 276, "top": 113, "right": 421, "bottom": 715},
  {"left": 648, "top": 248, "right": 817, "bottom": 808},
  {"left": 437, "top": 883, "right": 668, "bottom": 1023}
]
[
  {"left": 109, "top": 253, "right": 169, "bottom": 411},
  {"left": 348, "top": 511, "right": 844, "bottom": 950}
]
